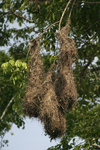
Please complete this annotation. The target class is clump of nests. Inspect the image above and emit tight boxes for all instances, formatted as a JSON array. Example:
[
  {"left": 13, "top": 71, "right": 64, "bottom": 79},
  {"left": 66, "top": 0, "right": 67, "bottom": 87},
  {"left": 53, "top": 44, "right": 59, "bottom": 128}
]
[{"left": 23, "top": 18, "right": 77, "bottom": 138}]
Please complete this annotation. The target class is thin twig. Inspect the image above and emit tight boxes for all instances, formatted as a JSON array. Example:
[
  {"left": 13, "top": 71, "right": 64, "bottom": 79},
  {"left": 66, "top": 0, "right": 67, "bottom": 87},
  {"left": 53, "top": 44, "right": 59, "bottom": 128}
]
[
  {"left": 26, "top": 21, "right": 59, "bottom": 58},
  {"left": 29, "top": 21, "right": 59, "bottom": 41},
  {"left": 93, "top": 143, "right": 100, "bottom": 148},
  {"left": 84, "top": 19, "right": 100, "bottom": 33},
  {"left": 0, "top": 97, "right": 14, "bottom": 120},
  {"left": 40, "top": 21, "right": 59, "bottom": 37},
  {"left": 69, "top": 0, "right": 76, "bottom": 18},
  {"left": 80, "top": 59, "right": 93, "bottom": 77},
  {"left": 0, "top": 11, "right": 34, "bottom": 23},
  {"left": 80, "top": 47, "right": 99, "bottom": 77},
  {"left": 59, "top": 0, "right": 72, "bottom": 31},
  {"left": 12, "top": 12, "right": 34, "bottom": 23}
]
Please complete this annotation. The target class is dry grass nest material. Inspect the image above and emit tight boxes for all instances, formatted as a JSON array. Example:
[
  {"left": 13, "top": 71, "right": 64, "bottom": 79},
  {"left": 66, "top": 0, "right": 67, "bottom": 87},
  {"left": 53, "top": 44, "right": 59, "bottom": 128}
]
[
  {"left": 23, "top": 18, "right": 78, "bottom": 138},
  {"left": 39, "top": 63, "right": 66, "bottom": 138},
  {"left": 23, "top": 37, "right": 43, "bottom": 118},
  {"left": 55, "top": 18, "right": 77, "bottom": 110}
]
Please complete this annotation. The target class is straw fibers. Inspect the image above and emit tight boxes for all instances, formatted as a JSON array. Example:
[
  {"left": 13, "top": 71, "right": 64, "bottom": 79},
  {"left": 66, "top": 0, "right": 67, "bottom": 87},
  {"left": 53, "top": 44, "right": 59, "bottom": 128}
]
[
  {"left": 39, "top": 63, "right": 66, "bottom": 138},
  {"left": 55, "top": 18, "right": 77, "bottom": 110},
  {"left": 23, "top": 18, "right": 77, "bottom": 138},
  {"left": 23, "top": 37, "right": 43, "bottom": 118}
]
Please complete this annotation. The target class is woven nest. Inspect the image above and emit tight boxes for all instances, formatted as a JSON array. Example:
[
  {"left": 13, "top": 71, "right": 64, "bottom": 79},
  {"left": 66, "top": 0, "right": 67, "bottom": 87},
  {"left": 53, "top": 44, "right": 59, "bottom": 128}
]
[
  {"left": 23, "top": 37, "right": 43, "bottom": 118},
  {"left": 39, "top": 63, "right": 66, "bottom": 138},
  {"left": 55, "top": 18, "right": 77, "bottom": 110},
  {"left": 23, "top": 18, "right": 77, "bottom": 138}
]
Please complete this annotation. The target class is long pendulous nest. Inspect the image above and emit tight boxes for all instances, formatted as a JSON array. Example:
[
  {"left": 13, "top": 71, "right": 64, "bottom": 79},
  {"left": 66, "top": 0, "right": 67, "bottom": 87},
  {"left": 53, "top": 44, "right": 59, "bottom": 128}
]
[
  {"left": 23, "top": 18, "right": 77, "bottom": 138},
  {"left": 55, "top": 18, "right": 77, "bottom": 110},
  {"left": 23, "top": 37, "right": 43, "bottom": 118},
  {"left": 39, "top": 63, "right": 66, "bottom": 138}
]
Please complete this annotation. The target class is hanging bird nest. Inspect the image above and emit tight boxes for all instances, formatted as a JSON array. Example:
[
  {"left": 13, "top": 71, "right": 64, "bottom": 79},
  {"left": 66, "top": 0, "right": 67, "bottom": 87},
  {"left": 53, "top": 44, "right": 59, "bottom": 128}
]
[
  {"left": 39, "top": 63, "right": 66, "bottom": 138},
  {"left": 23, "top": 37, "right": 43, "bottom": 118},
  {"left": 23, "top": 15, "right": 77, "bottom": 138},
  {"left": 55, "top": 18, "right": 77, "bottom": 110}
]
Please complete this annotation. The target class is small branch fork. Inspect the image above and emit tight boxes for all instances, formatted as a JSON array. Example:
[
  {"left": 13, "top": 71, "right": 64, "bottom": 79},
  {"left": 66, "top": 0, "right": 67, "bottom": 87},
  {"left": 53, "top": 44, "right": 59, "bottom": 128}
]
[
  {"left": 28, "top": 0, "right": 76, "bottom": 58},
  {"left": 39, "top": 0, "right": 76, "bottom": 38},
  {"left": 1, "top": 0, "right": 76, "bottom": 38},
  {"left": 0, "top": 97, "right": 14, "bottom": 120}
]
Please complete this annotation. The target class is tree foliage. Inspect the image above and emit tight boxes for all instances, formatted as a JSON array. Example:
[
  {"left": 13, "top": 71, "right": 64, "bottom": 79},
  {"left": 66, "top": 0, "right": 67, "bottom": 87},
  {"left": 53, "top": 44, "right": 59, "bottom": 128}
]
[{"left": 0, "top": 0, "right": 100, "bottom": 149}]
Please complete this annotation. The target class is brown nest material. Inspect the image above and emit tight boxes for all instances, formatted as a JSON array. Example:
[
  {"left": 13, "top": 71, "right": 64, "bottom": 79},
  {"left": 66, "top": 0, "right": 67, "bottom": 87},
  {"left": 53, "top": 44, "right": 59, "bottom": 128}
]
[
  {"left": 55, "top": 18, "right": 77, "bottom": 110},
  {"left": 23, "top": 37, "right": 43, "bottom": 118},
  {"left": 39, "top": 63, "right": 66, "bottom": 138}
]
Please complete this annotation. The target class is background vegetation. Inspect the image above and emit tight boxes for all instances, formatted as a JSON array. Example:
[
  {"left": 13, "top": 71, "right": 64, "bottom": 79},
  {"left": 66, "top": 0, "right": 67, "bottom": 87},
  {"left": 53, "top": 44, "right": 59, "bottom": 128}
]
[{"left": 0, "top": 0, "right": 100, "bottom": 149}]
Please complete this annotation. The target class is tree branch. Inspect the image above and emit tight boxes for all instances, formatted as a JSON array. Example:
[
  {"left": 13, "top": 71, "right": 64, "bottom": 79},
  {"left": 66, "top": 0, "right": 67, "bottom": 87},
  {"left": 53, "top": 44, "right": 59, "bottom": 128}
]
[
  {"left": 11, "top": 11, "right": 34, "bottom": 23},
  {"left": 69, "top": 0, "right": 76, "bottom": 18},
  {"left": 59, "top": 0, "right": 72, "bottom": 31},
  {"left": 93, "top": 143, "right": 100, "bottom": 148},
  {"left": 80, "top": 59, "right": 93, "bottom": 77},
  {"left": 40, "top": 21, "right": 59, "bottom": 37},
  {"left": 0, "top": 11, "right": 34, "bottom": 23},
  {"left": 0, "top": 97, "right": 14, "bottom": 120},
  {"left": 79, "top": 46, "right": 99, "bottom": 77},
  {"left": 84, "top": 19, "right": 100, "bottom": 33}
]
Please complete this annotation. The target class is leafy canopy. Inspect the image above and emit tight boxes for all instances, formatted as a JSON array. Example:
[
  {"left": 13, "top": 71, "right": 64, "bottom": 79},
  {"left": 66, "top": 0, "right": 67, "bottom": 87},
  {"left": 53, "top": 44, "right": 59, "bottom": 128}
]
[{"left": 0, "top": 0, "right": 100, "bottom": 149}]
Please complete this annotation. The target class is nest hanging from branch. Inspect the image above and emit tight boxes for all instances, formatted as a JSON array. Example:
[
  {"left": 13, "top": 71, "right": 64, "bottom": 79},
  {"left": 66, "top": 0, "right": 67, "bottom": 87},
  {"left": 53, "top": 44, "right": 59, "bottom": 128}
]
[
  {"left": 55, "top": 18, "right": 77, "bottom": 110},
  {"left": 39, "top": 63, "right": 66, "bottom": 138},
  {"left": 23, "top": 37, "right": 43, "bottom": 118},
  {"left": 23, "top": 11, "right": 77, "bottom": 138}
]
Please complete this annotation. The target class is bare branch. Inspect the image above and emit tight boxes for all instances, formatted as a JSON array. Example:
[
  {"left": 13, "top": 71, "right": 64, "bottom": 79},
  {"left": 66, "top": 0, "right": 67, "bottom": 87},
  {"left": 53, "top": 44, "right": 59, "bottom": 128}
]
[
  {"left": 79, "top": 45, "right": 100, "bottom": 77},
  {"left": 93, "top": 143, "right": 100, "bottom": 148},
  {"left": 0, "top": 97, "right": 14, "bottom": 120},
  {"left": 30, "top": 21, "right": 59, "bottom": 41},
  {"left": 84, "top": 19, "right": 100, "bottom": 33},
  {"left": 0, "top": 11, "right": 34, "bottom": 23},
  {"left": 11, "top": 11, "right": 34, "bottom": 23},
  {"left": 40, "top": 21, "right": 59, "bottom": 37},
  {"left": 80, "top": 59, "right": 93, "bottom": 77},
  {"left": 69, "top": 0, "right": 76, "bottom": 18},
  {"left": 59, "top": 0, "right": 72, "bottom": 31}
]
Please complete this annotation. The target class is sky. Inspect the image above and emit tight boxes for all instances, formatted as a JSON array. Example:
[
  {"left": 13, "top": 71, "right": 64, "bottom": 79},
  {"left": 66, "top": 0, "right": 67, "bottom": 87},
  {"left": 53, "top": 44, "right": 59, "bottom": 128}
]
[{"left": 3, "top": 118, "right": 60, "bottom": 150}]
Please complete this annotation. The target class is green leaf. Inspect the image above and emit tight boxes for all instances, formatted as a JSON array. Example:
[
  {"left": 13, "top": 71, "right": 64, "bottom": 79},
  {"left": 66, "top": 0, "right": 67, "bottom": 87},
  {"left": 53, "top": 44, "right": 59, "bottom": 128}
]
[
  {"left": 10, "top": 132, "right": 14, "bottom": 135},
  {"left": 15, "top": 60, "right": 22, "bottom": 67}
]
